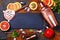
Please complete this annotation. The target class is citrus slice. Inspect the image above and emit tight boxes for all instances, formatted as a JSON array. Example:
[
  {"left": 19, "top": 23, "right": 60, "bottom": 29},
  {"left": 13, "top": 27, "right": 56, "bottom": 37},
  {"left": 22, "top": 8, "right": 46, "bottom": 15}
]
[
  {"left": 0, "top": 23, "right": 1, "bottom": 27},
  {"left": 0, "top": 21, "right": 10, "bottom": 31},
  {"left": 29, "top": 2, "right": 38, "bottom": 10},
  {"left": 41, "top": 0, "right": 50, "bottom": 6},
  {"left": 53, "top": 2, "right": 56, "bottom": 6},
  {"left": 49, "top": 0, "right": 54, "bottom": 7},
  {"left": 14, "top": 2, "right": 22, "bottom": 10},
  {"left": 7, "top": 3, "right": 15, "bottom": 11},
  {"left": 7, "top": 2, "right": 22, "bottom": 11},
  {"left": 14, "top": 2, "right": 22, "bottom": 9}
]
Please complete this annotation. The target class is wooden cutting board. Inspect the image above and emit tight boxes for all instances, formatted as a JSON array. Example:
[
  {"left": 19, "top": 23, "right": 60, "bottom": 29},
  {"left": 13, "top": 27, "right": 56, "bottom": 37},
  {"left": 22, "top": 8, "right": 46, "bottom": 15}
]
[{"left": 18, "top": 0, "right": 41, "bottom": 13}]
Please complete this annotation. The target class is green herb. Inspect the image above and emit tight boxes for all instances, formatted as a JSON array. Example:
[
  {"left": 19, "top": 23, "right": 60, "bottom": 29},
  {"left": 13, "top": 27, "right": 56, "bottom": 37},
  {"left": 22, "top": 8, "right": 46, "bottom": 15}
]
[
  {"left": 58, "top": 9, "right": 60, "bottom": 14},
  {"left": 52, "top": 0, "right": 60, "bottom": 14},
  {"left": 12, "top": 30, "right": 19, "bottom": 38}
]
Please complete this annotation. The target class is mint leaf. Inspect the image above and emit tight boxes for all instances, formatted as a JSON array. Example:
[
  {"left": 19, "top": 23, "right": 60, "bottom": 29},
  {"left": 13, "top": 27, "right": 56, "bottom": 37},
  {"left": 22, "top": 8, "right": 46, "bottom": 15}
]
[
  {"left": 12, "top": 31, "right": 19, "bottom": 38},
  {"left": 52, "top": 0, "right": 60, "bottom": 14},
  {"left": 58, "top": 9, "right": 60, "bottom": 14}
]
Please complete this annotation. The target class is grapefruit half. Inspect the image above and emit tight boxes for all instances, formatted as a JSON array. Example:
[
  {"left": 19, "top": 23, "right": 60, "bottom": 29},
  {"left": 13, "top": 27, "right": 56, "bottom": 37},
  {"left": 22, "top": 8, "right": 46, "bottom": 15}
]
[{"left": 0, "top": 21, "right": 10, "bottom": 31}]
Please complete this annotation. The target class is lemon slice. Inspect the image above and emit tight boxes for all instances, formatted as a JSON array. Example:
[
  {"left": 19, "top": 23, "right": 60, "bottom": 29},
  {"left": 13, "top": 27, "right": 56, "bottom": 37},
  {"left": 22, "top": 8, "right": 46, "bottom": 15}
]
[
  {"left": 14, "top": 2, "right": 22, "bottom": 10},
  {"left": 29, "top": 2, "right": 38, "bottom": 10}
]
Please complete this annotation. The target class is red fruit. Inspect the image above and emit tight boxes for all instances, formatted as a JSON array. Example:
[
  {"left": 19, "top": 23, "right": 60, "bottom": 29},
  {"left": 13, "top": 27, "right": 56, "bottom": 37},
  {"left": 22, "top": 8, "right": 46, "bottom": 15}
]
[
  {"left": 0, "top": 21, "right": 10, "bottom": 31},
  {"left": 44, "top": 28, "right": 54, "bottom": 38}
]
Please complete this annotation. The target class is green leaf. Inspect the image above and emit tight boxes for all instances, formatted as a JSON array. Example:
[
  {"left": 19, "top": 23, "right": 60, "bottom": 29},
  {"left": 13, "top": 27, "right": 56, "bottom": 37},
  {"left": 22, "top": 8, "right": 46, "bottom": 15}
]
[
  {"left": 12, "top": 30, "right": 19, "bottom": 38},
  {"left": 58, "top": 9, "right": 60, "bottom": 14},
  {"left": 52, "top": 0, "right": 60, "bottom": 14}
]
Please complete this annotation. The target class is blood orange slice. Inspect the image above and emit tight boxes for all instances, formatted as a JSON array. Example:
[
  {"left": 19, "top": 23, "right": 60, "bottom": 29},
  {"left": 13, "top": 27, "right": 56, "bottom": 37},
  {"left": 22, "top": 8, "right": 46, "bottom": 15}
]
[
  {"left": 0, "top": 21, "right": 10, "bottom": 31},
  {"left": 0, "top": 23, "right": 1, "bottom": 27},
  {"left": 41, "top": 0, "right": 50, "bottom": 6}
]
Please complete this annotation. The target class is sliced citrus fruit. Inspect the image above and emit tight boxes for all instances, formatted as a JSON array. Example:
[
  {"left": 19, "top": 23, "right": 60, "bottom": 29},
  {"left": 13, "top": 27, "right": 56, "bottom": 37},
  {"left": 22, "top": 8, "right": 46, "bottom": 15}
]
[
  {"left": 0, "top": 23, "right": 1, "bottom": 27},
  {"left": 0, "top": 21, "right": 10, "bottom": 31},
  {"left": 53, "top": 2, "right": 56, "bottom": 6},
  {"left": 7, "top": 3, "right": 15, "bottom": 11},
  {"left": 49, "top": 0, "right": 54, "bottom": 7},
  {"left": 29, "top": 2, "right": 38, "bottom": 10},
  {"left": 14, "top": 2, "right": 22, "bottom": 11},
  {"left": 50, "top": 2, "right": 56, "bottom": 9},
  {"left": 7, "top": 2, "right": 22, "bottom": 11},
  {"left": 41, "top": 0, "right": 50, "bottom": 6}
]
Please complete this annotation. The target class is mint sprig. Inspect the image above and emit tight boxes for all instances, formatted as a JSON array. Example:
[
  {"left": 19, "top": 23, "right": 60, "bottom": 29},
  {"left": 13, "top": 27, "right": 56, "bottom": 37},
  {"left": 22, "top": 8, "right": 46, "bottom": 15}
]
[
  {"left": 12, "top": 30, "right": 19, "bottom": 38},
  {"left": 58, "top": 9, "right": 60, "bottom": 14},
  {"left": 52, "top": 0, "right": 60, "bottom": 14}
]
